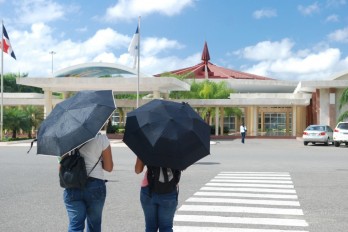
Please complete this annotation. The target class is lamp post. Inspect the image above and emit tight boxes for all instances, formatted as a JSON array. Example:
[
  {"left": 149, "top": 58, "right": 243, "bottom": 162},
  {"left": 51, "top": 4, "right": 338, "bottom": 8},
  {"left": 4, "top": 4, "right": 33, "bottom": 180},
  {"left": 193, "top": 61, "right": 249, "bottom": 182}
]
[{"left": 49, "top": 51, "right": 56, "bottom": 74}]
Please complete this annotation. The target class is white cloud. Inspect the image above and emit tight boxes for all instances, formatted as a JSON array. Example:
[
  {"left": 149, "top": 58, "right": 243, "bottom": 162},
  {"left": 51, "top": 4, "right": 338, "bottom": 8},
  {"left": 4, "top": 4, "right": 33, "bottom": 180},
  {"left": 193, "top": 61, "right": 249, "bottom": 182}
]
[
  {"left": 298, "top": 2, "right": 320, "bottom": 15},
  {"left": 142, "top": 37, "right": 184, "bottom": 56},
  {"left": 326, "top": 0, "right": 346, "bottom": 7},
  {"left": 14, "top": 0, "right": 65, "bottom": 24},
  {"left": 3, "top": 22, "right": 191, "bottom": 77},
  {"left": 235, "top": 39, "right": 294, "bottom": 61},
  {"left": 269, "top": 48, "right": 340, "bottom": 73},
  {"left": 236, "top": 38, "right": 345, "bottom": 81},
  {"left": 328, "top": 27, "right": 348, "bottom": 43},
  {"left": 326, "top": 14, "right": 339, "bottom": 22},
  {"left": 104, "top": 0, "right": 195, "bottom": 21},
  {"left": 138, "top": 53, "right": 200, "bottom": 75},
  {"left": 252, "top": 9, "right": 277, "bottom": 19}
]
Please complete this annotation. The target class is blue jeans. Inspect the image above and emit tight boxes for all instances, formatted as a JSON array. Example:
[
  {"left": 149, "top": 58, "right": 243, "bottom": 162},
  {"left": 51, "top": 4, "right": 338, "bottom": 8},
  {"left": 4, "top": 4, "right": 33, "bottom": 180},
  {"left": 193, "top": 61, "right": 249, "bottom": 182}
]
[
  {"left": 241, "top": 132, "right": 246, "bottom": 143},
  {"left": 63, "top": 178, "right": 106, "bottom": 232},
  {"left": 140, "top": 186, "right": 178, "bottom": 232}
]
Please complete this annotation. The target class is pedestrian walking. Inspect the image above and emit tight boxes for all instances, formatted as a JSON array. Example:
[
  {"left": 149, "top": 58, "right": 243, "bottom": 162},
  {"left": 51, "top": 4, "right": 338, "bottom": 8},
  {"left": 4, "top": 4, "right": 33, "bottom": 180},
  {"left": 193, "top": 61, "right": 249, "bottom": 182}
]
[
  {"left": 62, "top": 133, "right": 114, "bottom": 232},
  {"left": 240, "top": 122, "right": 247, "bottom": 143},
  {"left": 135, "top": 157, "right": 180, "bottom": 232}
]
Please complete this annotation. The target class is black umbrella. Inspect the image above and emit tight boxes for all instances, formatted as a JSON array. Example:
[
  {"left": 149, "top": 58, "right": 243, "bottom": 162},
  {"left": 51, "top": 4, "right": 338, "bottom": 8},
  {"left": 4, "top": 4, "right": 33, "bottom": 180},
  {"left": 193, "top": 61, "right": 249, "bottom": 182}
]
[
  {"left": 123, "top": 99, "right": 210, "bottom": 170},
  {"left": 36, "top": 90, "right": 116, "bottom": 156}
]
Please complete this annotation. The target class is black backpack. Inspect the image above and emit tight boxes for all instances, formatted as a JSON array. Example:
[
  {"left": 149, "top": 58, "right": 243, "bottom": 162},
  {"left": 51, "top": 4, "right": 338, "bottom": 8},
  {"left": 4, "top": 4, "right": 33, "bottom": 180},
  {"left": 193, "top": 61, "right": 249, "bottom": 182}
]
[
  {"left": 59, "top": 147, "right": 101, "bottom": 189},
  {"left": 147, "top": 166, "right": 181, "bottom": 194}
]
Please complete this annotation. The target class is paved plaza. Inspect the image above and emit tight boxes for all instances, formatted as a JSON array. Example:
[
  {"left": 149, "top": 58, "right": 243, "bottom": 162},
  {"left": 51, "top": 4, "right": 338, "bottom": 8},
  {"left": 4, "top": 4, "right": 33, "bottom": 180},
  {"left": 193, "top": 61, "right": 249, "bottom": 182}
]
[{"left": 1, "top": 138, "right": 348, "bottom": 232}]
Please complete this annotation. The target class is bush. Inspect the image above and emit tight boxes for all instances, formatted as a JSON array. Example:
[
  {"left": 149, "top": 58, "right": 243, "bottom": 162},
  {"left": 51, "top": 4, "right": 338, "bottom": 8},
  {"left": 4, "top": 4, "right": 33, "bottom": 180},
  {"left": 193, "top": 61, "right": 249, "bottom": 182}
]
[
  {"left": 107, "top": 125, "right": 118, "bottom": 134},
  {"left": 210, "top": 125, "right": 229, "bottom": 134}
]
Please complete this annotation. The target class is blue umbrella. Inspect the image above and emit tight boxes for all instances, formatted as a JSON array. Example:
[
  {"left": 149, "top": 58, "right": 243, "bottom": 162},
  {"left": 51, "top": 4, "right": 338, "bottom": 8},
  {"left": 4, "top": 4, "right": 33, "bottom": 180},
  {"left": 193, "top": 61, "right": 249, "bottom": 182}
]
[
  {"left": 36, "top": 90, "right": 116, "bottom": 156},
  {"left": 123, "top": 99, "right": 210, "bottom": 170}
]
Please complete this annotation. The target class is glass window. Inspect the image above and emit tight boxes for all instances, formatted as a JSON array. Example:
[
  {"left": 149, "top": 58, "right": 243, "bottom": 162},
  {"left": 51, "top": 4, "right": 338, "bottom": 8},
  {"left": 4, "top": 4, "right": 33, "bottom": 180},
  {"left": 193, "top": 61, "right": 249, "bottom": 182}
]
[{"left": 262, "top": 112, "right": 291, "bottom": 136}]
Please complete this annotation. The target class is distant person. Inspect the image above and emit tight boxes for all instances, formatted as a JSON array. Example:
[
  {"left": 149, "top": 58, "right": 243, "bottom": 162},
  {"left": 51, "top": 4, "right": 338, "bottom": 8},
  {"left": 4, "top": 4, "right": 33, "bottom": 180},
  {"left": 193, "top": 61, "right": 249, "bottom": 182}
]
[
  {"left": 240, "top": 122, "right": 247, "bottom": 143},
  {"left": 62, "top": 133, "right": 114, "bottom": 232},
  {"left": 135, "top": 157, "right": 181, "bottom": 232}
]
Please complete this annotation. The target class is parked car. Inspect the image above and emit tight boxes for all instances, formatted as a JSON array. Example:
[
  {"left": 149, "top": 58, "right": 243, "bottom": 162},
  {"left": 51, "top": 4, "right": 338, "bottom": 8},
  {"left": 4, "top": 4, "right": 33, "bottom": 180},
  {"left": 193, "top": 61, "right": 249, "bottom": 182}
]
[
  {"left": 333, "top": 122, "right": 348, "bottom": 147},
  {"left": 302, "top": 125, "right": 334, "bottom": 146}
]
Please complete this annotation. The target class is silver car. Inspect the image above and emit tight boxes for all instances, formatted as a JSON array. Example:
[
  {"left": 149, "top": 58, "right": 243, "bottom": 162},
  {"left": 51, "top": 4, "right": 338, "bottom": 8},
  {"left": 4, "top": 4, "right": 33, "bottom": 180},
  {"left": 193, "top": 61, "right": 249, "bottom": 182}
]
[
  {"left": 333, "top": 122, "right": 348, "bottom": 147},
  {"left": 302, "top": 125, "right": 334, "bottom": 146}
]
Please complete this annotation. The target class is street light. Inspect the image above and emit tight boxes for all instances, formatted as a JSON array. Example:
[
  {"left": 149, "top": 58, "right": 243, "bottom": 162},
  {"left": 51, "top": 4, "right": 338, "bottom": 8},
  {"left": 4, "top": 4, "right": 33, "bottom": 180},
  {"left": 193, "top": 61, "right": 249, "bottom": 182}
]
[{"left": 49, "top": 51, "right": 56, "bottom": 74}]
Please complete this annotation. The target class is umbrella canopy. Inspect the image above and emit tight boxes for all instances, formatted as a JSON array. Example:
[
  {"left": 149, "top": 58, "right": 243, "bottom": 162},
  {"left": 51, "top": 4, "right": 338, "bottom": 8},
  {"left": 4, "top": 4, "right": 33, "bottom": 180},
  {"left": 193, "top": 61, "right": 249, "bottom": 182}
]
[
  {"left": 37, "top": 90, "right": 116, "bottom": 156},
  {"left": 123, "top": 99, "right": 210, "bottom": 170}
]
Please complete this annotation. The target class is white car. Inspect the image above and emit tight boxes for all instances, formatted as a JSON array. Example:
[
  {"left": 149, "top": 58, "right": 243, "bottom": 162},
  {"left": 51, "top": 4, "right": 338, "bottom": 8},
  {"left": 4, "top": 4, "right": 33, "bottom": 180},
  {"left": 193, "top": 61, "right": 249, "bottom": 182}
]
[
  {"left": 302, "top": 125, "right": 334, "bottom": 146},
  {"left": 333, "top": 122, "right": 348, "bottom": 147}
]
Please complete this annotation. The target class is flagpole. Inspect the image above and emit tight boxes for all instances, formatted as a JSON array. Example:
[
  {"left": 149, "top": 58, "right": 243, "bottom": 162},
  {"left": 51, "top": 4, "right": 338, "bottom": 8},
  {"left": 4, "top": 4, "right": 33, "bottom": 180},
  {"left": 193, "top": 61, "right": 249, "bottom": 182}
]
[
  {"left": 136, "top": 16, "right": 141, "bottom": 108},
  {"left": 1, "top": 20, "right": 4, "bottom": 141}
]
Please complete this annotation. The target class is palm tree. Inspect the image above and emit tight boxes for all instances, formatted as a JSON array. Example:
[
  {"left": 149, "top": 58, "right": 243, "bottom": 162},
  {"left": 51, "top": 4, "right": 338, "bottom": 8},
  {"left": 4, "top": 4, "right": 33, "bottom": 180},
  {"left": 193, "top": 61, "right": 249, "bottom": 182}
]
[
  {"left": 3, "top": 107, "right": 27, "bottom": 139},
  {"left": 22, "top": 106, "right": 44, "bottom": 138},
  {"left": 170, "top": 79, "right": 242, "bottom": 133},
  {"left": 338, "top": 88, "right": 348, "bottom": 122}
]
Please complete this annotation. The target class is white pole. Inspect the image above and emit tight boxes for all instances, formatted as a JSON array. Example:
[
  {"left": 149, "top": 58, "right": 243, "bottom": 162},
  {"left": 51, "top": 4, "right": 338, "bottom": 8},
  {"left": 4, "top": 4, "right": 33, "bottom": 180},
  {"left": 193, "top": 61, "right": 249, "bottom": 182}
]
[
  {"left": 136, "top": 16, "right": 141, "bottom": 108},
  {"left": 1, "top": 20, "right": 4, "bottom": 141},
  {"left": 49, "top": 51, "right": 56, "bottom": 75}
]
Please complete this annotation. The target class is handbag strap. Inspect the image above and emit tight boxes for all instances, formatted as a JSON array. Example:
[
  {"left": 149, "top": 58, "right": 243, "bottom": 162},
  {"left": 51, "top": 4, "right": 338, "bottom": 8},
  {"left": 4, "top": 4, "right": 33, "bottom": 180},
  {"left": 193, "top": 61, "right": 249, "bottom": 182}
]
[{"left": 87, "top": 155, "right": 102, "bottom": 177}]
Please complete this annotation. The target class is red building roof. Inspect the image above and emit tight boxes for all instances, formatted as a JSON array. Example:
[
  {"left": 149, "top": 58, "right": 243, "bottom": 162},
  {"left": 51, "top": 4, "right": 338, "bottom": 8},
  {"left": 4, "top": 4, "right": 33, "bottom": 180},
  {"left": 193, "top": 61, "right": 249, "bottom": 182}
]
[{"left": 155, "top": 42, "right": 273, "bottom": 80}]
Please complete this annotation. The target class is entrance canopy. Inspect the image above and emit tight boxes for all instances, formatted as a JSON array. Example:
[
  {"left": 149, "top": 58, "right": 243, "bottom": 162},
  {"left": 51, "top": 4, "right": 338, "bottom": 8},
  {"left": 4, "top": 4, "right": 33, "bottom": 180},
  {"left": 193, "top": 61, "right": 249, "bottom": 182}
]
[{"left": 16, "top": 77, "right": 190, "bottom": 93}]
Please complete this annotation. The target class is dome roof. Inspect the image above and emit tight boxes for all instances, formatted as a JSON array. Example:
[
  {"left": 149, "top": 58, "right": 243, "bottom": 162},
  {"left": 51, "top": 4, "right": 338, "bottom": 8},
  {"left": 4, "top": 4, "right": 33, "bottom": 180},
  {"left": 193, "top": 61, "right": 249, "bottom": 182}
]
[{"left": 54, "top": 62, "right": 146, "bottom": 78}]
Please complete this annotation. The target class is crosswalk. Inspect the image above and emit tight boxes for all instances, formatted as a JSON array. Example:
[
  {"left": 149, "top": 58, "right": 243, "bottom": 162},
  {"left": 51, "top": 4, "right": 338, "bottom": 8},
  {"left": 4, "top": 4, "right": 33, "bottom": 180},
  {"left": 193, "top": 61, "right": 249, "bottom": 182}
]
[{"left": 174, "top": 172, "right": 309, "bottom": 232}]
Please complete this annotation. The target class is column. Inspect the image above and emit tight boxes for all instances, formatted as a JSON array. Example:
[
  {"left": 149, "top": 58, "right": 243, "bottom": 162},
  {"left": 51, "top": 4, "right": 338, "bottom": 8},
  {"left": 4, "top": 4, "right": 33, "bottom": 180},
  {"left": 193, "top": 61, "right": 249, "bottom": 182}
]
[
  {"left": 153, "top": 90, "right": 161, "bottom": 99},
  {"left": 43, "top": 89, "right": 53, "bottom": 118},
  {"left": 215, "top": 106, "right": 219, "bottom": 136},
  {"left": 329, "top": 88, "right": 336, "bottom": 128},
  {"left": 219, "top": 107, "right": 224, "bottom": 135},
  {"left": 292, "top": 106, "right": 297, "bottom": 137}
]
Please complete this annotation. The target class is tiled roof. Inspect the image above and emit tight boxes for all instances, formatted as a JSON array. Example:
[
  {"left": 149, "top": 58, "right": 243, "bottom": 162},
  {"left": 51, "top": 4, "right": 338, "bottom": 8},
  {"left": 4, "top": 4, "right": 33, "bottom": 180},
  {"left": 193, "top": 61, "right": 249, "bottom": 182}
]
[{"left": 155, "top": 42, "right": 273, "bottom": 80}]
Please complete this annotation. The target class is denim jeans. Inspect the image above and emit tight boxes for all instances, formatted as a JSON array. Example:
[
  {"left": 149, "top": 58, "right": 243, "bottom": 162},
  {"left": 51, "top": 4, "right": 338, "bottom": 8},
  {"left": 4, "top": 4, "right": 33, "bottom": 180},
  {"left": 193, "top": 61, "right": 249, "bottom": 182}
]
[
  {"left": 241, "top": 132, "right": 246, "bottom": 143},
  {"left": 140, "top": 186, "right": 178, "bottom": 232},
  {"left": 63, "top": 178, "right": 106, "bottom": 232}
]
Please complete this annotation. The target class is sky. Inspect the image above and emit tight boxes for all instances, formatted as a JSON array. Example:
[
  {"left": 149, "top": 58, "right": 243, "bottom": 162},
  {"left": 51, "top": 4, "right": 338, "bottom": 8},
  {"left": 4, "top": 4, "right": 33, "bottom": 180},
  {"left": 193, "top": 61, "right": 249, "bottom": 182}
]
[{"left": 1, "top": 0, "right": 348, "bottom": 81}]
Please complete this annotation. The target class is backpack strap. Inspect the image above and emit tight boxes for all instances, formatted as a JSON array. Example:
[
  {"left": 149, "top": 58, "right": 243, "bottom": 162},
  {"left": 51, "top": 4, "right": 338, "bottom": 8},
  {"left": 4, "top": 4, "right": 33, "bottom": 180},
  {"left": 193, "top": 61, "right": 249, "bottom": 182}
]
[
  {"left": 87, "top": 155, "right": 102, "bottom": 177},
  {"left": 162, "top": 167, "right": 169, "bottom": 182}
]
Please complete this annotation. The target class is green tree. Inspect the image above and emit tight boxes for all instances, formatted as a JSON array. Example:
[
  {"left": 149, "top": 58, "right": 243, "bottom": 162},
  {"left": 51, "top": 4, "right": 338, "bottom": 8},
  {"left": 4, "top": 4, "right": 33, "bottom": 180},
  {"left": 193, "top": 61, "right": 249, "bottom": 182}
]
[
  {"left": 3, "top": 107, "right": 27, "bottom": 139},
  {"left": 338, "top": 88, "right": 348, "bottom": 122},
  {"left": 1, "top": 73, "right": 42, "bottom": 93},
  {"left": 170, "top": 79, "right": 242, "bottom": 122},
  {"left": 22, "top": 106, "right": 44, "bottom": 138}
]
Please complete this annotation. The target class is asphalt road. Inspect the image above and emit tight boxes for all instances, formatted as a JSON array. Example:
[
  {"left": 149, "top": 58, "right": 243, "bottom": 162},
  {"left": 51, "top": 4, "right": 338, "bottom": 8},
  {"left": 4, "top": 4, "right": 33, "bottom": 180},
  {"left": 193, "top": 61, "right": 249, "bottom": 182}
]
[{"left": 0, "top": 138, "right": 348, "bottom": 232}]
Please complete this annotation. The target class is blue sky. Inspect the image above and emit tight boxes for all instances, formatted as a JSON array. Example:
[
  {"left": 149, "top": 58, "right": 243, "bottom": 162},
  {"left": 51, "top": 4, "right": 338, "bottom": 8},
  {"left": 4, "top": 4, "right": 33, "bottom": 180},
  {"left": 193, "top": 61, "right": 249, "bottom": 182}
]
[{"left": 1, "top": 0, "right": 348, "bottom": 81}]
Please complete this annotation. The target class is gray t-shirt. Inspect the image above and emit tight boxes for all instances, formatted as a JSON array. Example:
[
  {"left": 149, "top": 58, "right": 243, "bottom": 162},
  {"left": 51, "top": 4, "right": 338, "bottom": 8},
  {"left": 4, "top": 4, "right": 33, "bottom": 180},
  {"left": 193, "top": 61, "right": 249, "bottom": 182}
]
[{"left": 79, "top": 133, "right": 110, "bottom": 180}]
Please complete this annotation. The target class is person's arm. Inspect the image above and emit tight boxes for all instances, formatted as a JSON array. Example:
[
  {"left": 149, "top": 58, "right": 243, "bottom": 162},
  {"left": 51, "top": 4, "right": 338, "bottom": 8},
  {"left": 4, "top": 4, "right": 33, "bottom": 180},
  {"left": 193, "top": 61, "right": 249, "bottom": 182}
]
[
  {"left": 135, "top": 157, "right": 145, "bottom": 174},
  {"left": 101, "top": 145, "right": 113, "bottom": 172}
]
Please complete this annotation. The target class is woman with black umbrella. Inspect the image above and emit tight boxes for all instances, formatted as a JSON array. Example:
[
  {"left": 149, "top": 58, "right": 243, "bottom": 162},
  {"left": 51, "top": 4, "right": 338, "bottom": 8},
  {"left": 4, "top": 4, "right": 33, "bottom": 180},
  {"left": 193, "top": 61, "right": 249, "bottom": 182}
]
[
  {"left": 135, "top": 157, "right": 180, "bottom": 232},
  {"left": 62, "top": 133, "right": 114, "bottom": 232}
]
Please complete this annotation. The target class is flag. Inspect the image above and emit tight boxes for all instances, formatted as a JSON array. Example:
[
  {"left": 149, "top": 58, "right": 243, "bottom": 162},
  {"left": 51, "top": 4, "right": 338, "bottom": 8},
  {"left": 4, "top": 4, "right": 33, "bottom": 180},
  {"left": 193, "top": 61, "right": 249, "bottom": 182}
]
[
  {"left": 1, "top": 24, "right": 16, "bottom": 60},
  {"left": 128, "top": 26, "right": 139, "bottom": 58}
]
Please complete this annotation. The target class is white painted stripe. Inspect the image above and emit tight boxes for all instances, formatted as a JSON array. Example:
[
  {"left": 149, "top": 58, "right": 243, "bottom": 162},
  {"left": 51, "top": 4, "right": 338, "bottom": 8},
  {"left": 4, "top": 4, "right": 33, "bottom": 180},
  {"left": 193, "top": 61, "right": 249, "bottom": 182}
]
[
  {"left": 218, "top": 173, "right": 290, "bottom": 177},
  {"left": 173, "top": 226, "right": 309, "bottom": 232},
  {"left": 201, "top": 187, "right": 296, "bottom": 194},
  {"left": 212, "top": 179, "right": 293, "bottom": 184},
  {"left": 178, "top": 205, "right": 304, "bottom": 215},
  {"left": 174, "top": 214, "right": 308, "bottom": 226},
  {"left": 220, "top": 172, "right": 290, "bottom": 174},
  {"left": 186, "top": 197, "right": 300, "bottom": 206},
  {"left": 215, "top": 176, "right": 291, "bottom": 180},
  {"left": 206, "top": 183, "right": 294, "bottom": 188},
  {"left": 194, "top": 191, "right": 298, "bottom": 199}
]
